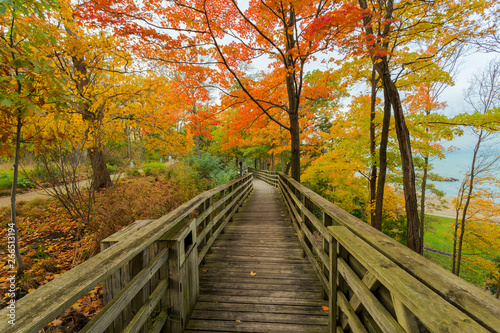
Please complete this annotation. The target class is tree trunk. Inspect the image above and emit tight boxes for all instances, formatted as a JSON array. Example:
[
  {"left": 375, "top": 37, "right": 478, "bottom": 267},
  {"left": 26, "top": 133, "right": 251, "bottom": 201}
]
[
  {"left": 271, "top": 151, "right": 275, "bottom": 171},
  {"left": 369, "top": 68, "right": 378, "bottom": 227},
  {"left": 88, "top": 148, "right": 112, "bottom": 190},
  {"left": 373, "top": 87, "right": 391, "bottom": 230},
  {"left": 289, "top": 111, "right": 301, "bottom": 182},
  {"left": 193, "top": 103, "right": 200, "bottom": 156},
  {"left": 11, "top": 114, "right": 24, "bottom": 276},
  {"left": 495, "top": 274, "right": 500, "bottom": 299},
  {"left": 378, "top": 62, "right": 421, "bottom": 253},
  {"left": 455, "top": 131, "right": 481, "bottom": 276},
  {"left": 419, "top": 154, "right": 429, "bottom": 252}
]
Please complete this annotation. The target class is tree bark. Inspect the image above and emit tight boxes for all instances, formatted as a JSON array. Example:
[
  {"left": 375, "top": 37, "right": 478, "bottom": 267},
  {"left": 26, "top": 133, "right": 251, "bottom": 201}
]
[
  {"left": 373, "top": 87, "right": 391, "bottom": 231},
  {"left": 369, "top": 68, "right": 378, "bottom": 227},
  {"left": 495, "top": 274, "right": 500, "bottom": 299},
  {"left": 88, "top": 148, "right": 112, "bottom": 190},
  {"left": 455, "top": 131, "right": 482, "bottom": 276},
  {"left": 11, "top": 114, "right": 24, "bottom": 276},
  {"left": 419, "top": 154, "right": 429, "bottom": 252},
  {"left": 289, "top": 111, "right": 301, "bottom": 182},
  {"left": 378, "top": 62, "right": 422, "bottom": 253}
]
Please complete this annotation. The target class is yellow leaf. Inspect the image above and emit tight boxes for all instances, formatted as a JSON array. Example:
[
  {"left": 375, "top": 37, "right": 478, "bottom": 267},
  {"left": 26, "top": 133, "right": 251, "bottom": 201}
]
[
  {"left": 236, "top": 319, "right": 241, "bottom": 322},
  {"left": 250, "top": 271, "right": 257, "bottom": 276},
  {"left": 250, "top": 254, "right": 254, "bottom": 257}
]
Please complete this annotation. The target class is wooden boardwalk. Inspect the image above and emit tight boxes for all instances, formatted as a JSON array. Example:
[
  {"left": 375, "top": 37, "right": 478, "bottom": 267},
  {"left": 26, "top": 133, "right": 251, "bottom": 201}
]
[{"left": 186, "top": 179, "right": 329, "bottom": 332}]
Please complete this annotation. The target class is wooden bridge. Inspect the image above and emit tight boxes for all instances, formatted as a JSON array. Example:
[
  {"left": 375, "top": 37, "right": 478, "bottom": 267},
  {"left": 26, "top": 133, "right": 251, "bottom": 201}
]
[{"left": 1, "top": 170, "right": 500, "bottom": 332}]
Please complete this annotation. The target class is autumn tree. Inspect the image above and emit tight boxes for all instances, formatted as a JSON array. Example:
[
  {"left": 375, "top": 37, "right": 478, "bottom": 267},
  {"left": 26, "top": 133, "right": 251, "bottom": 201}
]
[
  {"left": 451, "top": 59, "right": 500, "bottom": 276},
  {"left": 77, "top": 0, "right": 359, "bottom": 182},
  {"left": 311, "top": 0, "right": 492, "bottom": 252},
  {"left": 0, "top": 0, "right": 64, "bottom": 275}
]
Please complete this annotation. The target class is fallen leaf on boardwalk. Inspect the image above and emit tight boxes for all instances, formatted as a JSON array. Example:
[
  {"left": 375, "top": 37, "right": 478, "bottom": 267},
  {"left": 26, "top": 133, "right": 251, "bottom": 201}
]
[
  {"left": 260, "top": 240, "right": 264, "bottom": 243},
  {"left": 201, "top": 269, "right": 209, "bottom": 273},
  {"left": 294, "top": 233, "right": 298, "bottom": 236},
  {"left": 250, "top": 271, "right": 257, "bottom": 276},
  {"left": 265, "top": 227, "right": 269, "bottom": 229},
  {"left": 250, "top": 254, "right": 254, "bottom": 257},
  {"left": 236, "top": 320, "right": 241, "bottom": 322},
  {"left": 322, "top": 306, "right": 329, "bottom": 311}
]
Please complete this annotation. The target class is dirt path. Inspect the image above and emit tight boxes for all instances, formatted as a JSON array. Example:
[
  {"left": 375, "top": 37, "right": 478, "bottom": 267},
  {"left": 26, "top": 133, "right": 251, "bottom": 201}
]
[{"left": 0, "top": 173, "right": 125, "bottom": 209}]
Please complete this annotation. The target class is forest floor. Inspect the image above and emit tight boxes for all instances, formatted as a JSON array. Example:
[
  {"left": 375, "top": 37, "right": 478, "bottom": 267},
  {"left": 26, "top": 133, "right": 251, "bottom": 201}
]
[{"left": 0, "top": 172, "right": 125, "bottom": 209}]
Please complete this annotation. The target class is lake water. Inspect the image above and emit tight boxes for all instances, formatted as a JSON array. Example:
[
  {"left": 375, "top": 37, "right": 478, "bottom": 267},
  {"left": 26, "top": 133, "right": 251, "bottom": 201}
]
[{"left": 428, "top": 148, "right": 499, "bottom": 197}]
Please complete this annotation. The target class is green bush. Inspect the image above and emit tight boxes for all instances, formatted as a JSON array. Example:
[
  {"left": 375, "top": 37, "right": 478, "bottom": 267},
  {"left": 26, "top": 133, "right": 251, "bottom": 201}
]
[
  {"left": 0, "top": 173, "right": 35, "bottom": 190},
  {"left": 106, "top": 163, "right": 118, "bottom": 174},
  {"left": 29, "top": 163, "right": 62, "bottom": 183},
  {"left": 125, "top": 167, "right": 142, "bottom": 177},
  {"left": 142, "top": 162, "right": 167, "bottom": 176},
  {"left": 186, "top": 152, "right": 238, "bottom": 188}
]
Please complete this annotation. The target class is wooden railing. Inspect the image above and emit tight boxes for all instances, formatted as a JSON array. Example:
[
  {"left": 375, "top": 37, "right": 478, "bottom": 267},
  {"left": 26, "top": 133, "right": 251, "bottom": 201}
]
[
  {"left": 248, "top": 167, "right": 278, "bottom": 187},
  {"left": 0, "top": 173, "right": 253, "bottom": 333},
  {"left": 251, "top": 169, "right": 500, "bottom": 333}
]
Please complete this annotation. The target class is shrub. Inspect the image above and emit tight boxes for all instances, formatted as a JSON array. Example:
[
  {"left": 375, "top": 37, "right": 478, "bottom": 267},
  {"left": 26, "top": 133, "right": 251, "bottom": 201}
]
[
  {"left": 88, "top": 170, "right": 200, "bottom": 255},
  {"left": 142, "top": 162, "right": 167, "bottom": 176},
  {"left": 125, "top": 167, "right": 142, "bottom": 177},
  {"left": 106, "top": 163, "right": 118, "bottom": 174},
  {"left": 29, "top": 163, "right": 62, "bottom": 183},
  {"left": 0, "top": 173, "right": 35, "bottom": 190},
  {"left": 186, "top": 152, "right": 239, "bottom": 188}
]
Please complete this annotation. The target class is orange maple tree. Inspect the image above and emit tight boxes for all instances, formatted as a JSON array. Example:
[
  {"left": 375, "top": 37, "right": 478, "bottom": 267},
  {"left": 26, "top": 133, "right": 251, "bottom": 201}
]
[{"left": 76, "top": 0, "right": 359, "bottom": 181}]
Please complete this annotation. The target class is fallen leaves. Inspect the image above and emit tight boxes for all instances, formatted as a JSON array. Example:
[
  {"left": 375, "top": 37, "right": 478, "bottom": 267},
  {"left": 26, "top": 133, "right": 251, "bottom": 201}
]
[
  {"left": 249, "top": 254, "right": 254, "bottom": 257},
  {"left": 250, "top": 271, "right": 257, "bottom": 276},
  {"left": 322, "top": 306, "right": 329, "bottom": 311}
]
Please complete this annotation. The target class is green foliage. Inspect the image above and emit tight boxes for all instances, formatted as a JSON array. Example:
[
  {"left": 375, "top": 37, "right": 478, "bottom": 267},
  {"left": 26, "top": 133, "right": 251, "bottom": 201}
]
[
  {"left": 186, "top": 152, "right": 238, "bottom": 188},
  {"left": 142, "top": 162, "right": 167, "bottom": 176},
  {"left": 106, "top": 163, "right": 117, "bottom": 174},
  {"left": 125, "top": 167, "right": 142, "bottom": 177},
  {"left": 485, "top": 256, "right": 500, "bottom": 296},
  {"left": 0, "top": 172, "right": 35, "bottom": 190},
  {"left": 28, "top": 163, "right": 62, "bottom": 183},
  {"left": 381, "top": 215, "right": 407, "bottom": 244}
]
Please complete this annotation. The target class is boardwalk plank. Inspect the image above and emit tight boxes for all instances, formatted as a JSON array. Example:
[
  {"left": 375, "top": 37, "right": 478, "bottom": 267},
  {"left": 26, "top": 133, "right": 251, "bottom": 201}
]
[{"left": 188, "top": 179, "right": 329, "bottom": 332}]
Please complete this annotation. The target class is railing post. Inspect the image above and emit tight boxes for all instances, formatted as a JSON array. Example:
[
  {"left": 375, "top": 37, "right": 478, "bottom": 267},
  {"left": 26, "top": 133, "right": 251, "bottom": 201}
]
[
  {"left": 164, "top": 218, "right": 198, "bottom": 333},
  {"left": 303, "top": 196, "right": 313, "bottom": 258},
  {"left": 329, "top": 233, "right": 337, "bottom": 333},
  {"left": 158, "top": 239, "right": 170, "bottom": 333},
  {"left": 322, "top": 213, "right": 334, "bottom": 301}
]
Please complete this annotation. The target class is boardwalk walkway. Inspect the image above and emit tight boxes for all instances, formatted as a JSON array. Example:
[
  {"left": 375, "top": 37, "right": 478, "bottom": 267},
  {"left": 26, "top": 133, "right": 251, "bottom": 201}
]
[{"left": 186, "top": 179, "right": 329, "bottom": 332}]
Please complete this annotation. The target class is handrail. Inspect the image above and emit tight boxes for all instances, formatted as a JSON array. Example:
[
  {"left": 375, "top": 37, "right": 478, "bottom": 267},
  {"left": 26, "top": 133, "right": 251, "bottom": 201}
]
[
  {"left": 0, "top": 173, "right": 253, "bottom": 333},
  {"left": 256, "top": 170, "right": 500, "bottom": 332},
  {"left": 248, "top": 168, "right": 278, "bottom": 187}
]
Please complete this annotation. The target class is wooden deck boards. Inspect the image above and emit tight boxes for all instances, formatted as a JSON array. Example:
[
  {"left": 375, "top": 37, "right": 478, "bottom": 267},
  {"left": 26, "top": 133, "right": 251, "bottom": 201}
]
[{"left": 186, "top": 179, "right": 329, "bottom": 332}]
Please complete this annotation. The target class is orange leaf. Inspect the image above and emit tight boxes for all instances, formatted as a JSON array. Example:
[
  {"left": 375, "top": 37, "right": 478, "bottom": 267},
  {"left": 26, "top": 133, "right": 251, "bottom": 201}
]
[{"left": 322, "top": 306, "right": 329, "bottom": 311}]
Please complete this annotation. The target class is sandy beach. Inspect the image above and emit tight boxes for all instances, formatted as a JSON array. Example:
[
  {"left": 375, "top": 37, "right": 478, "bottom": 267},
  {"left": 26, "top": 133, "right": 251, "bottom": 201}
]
[{"left": 427, "top": 196, "right": 456, "bottom": 219}]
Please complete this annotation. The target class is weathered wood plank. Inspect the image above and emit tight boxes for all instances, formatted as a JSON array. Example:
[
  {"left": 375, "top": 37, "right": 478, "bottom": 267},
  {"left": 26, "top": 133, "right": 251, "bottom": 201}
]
[
  {"left": 330, "top": 226, "right": 489, "bottom": 333},
  {"left": 190, "top": 179, "right": 329, "bottom": 331},
  {"left": 185, "top": 319, "right": 328, "bottom": 332},
  {"left": 337, "top": 258, "right": 405, "bottom": 333},
  {"left": 278, "top": 172, "right": 500, "bottom": 332}
]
